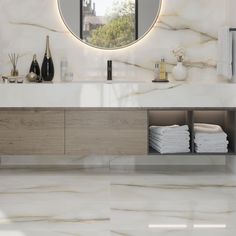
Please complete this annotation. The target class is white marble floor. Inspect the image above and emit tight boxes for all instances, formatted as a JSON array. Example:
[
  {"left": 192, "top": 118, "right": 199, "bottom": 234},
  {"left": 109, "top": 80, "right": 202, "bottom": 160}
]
[{"left": 0, "top": 167, "right": 235, "bottom": 236}]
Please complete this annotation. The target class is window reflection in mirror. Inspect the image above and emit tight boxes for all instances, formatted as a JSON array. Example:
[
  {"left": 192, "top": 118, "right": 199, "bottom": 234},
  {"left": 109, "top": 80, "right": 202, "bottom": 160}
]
[
  {"left": 58, "top": 0, "right": 161, "bottom": 49},
  {"left": 81, "top": 0, "right": 137, "bottom": 48}
]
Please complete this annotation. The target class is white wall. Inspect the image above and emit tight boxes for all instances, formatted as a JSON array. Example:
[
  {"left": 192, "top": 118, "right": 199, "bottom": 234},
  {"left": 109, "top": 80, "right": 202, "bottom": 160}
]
[{"left": 229, "top": 0, "right": 236, "bottom": 26}]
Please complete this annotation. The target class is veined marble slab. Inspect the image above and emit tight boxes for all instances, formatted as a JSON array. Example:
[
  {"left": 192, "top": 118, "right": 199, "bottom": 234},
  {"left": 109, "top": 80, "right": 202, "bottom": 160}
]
[
  {"left": 0, "top": 82, "right": 235, "bottom": 108},
  {"left": 0, "top": 0, "right": 227, "bottom": 83},
  {"left": 0, "top": 169, "right": 235, "bottom": 235}
]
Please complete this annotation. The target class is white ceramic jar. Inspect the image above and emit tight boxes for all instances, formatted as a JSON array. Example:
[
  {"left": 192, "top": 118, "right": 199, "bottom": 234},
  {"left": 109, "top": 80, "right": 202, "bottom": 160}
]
[{"left": 172, "top": 62, "right": 188, "bottom": 81}]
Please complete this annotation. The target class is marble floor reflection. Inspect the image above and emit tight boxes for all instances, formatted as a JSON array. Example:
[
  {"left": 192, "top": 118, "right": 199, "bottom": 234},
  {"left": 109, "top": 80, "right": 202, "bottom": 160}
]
[{"left": 0, "top": 167, "right": 235, "bottom": 236}]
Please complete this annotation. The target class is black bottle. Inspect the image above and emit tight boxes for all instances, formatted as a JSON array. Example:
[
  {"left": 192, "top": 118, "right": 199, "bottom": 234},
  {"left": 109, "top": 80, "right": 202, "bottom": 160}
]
[
  {"left": 29, "top": 54, "right": 40, "bottom": 77},
  {"left": 41, "top": 35, "right": 54, "bottom": 81}
]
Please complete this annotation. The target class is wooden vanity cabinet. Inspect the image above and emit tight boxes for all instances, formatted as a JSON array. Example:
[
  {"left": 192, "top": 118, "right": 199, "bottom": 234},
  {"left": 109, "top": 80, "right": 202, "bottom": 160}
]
[
  {"left": 0, "top": 108, "right": 234, "bottom": 156},
  {"left": 0, "top": 109, "right": 64, "bottom": 155},
  {"left": 65, "top": 110, "right": 148, "bottom": 155}
]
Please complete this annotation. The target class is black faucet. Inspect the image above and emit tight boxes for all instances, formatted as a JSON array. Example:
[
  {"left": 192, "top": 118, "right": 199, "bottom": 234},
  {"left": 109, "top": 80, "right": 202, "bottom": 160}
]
[{"left": 107, "top": 60, "right": 112, "bottom": 80}]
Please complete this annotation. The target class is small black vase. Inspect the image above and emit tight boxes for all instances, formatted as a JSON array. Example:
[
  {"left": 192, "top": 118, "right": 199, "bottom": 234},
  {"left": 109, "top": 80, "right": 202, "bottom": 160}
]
[{"left": 29, "top": 54, "right": 40, "bottom": 77}]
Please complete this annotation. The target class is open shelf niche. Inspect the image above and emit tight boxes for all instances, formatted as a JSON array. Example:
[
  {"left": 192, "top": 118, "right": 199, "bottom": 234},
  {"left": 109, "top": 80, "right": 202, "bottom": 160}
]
[{"left": 148, "top": 109, "right": 236, "bottom": 156}]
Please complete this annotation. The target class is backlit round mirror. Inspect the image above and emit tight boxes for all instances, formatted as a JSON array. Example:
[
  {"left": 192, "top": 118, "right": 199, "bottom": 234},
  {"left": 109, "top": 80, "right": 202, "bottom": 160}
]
[{"left": 58, "top": 0, "right": 162, "bottom": 49}]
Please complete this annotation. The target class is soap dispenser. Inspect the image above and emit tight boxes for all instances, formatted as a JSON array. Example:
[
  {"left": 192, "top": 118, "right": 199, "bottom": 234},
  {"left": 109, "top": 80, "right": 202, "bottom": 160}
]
[
  {"left": 152, "top": 63, "right": 160, "bottom": 82},
  {"left": 29, "top": 54, "right": 40, "bottom": 77},
  {"left": 159, "top": 58, "right": 166, "bottom": 80}
]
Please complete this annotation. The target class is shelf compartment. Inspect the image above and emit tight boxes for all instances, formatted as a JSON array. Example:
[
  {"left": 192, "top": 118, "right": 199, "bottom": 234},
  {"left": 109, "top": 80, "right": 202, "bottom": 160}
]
[
  {"left": 148, "top": 109, "right": 236, "bottom": 156},
  {"left": 193, "top": 110, "right": 236, "bottom": 155},
  {"left": 149, "top": 110, "right": 190, "bottom": 126},
  {"left": 148, "top": 110, "right": 192, "bottom": 155}
]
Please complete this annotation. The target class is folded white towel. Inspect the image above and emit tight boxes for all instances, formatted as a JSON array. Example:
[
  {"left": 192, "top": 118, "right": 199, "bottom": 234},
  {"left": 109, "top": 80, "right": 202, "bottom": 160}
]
[
  {"left": 150, "top": 144, "right": 190, "bottom": 154},
  {"left": 149, "top": 125, "right": 189, "bottom": 135},
  {"left": 217, "top": 26, "right": 233, "bottom": 80},
  {"left": 194, "top": 123, "right": 223, "bottom": 133},
  {"left": 195, "top": 140, "right": 229, "bottom": 146},
  {"left": 195, "top": 148, "right": 228, "bottom": 153},
  {"left": 195, "top": 136, "right": 227, "bottom": 142},
  {"left": 195, "top": 133, "right": 227, "bottom": 140},
  {"left": 151, "top": 146, "right": 190, "bottom": 154},
  {"left": 150, "top": 140, "right": 190, "bottom": 150},
  {"left": 149, "top": 133, "right": 190, "bottom": 139},
  {"left": 150, "top": 140, "right": 190, "bottom": 147},
  {"left": 195, "top": 145, "right": 228, "bottom": 151},
  {"left": 149, "top": 134, "right": 190, "bottom": 142}
]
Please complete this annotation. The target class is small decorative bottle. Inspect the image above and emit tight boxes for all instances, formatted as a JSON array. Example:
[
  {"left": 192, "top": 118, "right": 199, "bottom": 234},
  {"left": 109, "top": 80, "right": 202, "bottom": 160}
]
[
  {"left": 152, "top": 63, "right": 160, "bottom": 82},
  {"left": 60, "top": 58, "right": 68, "bottom": 81},
  {"left": 29, "top": 54, "right": 40, "bottom": 77},
  {"left": 41, "top": 35, "right": 54, "bottom": 82},
  {"left": 159, "top": 58, "right": 166, "bottom": 80}
]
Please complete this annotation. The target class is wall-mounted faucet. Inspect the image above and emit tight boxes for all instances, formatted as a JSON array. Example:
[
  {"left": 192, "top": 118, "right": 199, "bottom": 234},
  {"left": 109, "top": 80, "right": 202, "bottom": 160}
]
[{"left": 107, "top": 60, "right": 112, "bottom": 81}]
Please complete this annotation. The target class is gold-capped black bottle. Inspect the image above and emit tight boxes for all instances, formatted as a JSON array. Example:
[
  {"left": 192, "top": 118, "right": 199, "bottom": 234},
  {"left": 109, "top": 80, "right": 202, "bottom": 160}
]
[
  {"left": 41, "top": 35, "right": 54, "bottom": 81},
  {"left": 29, "top": 54, "right": 40, "bottom": 77}
]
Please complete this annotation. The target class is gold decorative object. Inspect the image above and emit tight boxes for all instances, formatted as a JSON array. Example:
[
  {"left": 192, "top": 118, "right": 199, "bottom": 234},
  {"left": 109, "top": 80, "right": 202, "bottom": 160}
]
[{"left": 26, "top": 72, "right": 38, "bottom": 82}]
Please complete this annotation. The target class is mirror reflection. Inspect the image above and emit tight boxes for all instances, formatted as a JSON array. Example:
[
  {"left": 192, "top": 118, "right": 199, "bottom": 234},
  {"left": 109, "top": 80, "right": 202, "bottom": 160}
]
[{"left": 58, "top": 0, "right": 161, "bottom": 49}]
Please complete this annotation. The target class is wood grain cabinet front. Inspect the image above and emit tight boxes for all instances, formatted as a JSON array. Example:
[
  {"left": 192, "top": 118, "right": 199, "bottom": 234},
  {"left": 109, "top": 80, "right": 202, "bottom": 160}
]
[
  {"left": 0, "top": 110, "right": 64, "bottom": 155},
  {"left": 65, "top": 110, "right": 148, "bottom": 155}
]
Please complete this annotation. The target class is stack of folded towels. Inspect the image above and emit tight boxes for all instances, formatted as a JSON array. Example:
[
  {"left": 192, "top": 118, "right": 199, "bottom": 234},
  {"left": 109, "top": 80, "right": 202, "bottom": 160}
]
[
  {"left": 194, "top": 123, "right": 228, "bottom": 153},
  {"left": 149, "top": 125, "right": 190, "bottom": 154}
]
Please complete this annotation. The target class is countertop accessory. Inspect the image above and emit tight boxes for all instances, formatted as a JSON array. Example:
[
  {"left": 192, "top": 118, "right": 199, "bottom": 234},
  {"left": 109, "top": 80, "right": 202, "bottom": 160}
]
[
  {"left": 17, "top": 77, "right": 24, "bottom": 83},
  {"left": 152, "top": 63, "right": 169, "bottom": 83},
  {"left": 65, "top": 72, "right": 74, "bottom": 82},
  {"left": 61, "top": 58, "right": 68, "bottom": 81},
  {"left": 2, "top": 75, "right": 24, "bottom": 83},
  {"left": 172, "top": 62, "right": 188, "bottom": 81},
  {"left": 26, "top": 72, "right": 38, "bottom": 82},
  {"left": 107, "top": 60, "right": 112, "bottom": 81},
  {"left": 29, "top": 54, "right": 40, "bottom": 79},
  {"left": 172, "top": 47, "right": 187, "bottom": 81},
  {"left": 8, "top": 53, "right": 19, "bottom": 76},
  {"left": 41, "top": 35, "right": 54, "bottom": 81},
  {"left": 159, "top": 58, "right": 166, "bottom": 81},
  {"left": 2, "top": 76, "right": 7, "bottom": 83}
]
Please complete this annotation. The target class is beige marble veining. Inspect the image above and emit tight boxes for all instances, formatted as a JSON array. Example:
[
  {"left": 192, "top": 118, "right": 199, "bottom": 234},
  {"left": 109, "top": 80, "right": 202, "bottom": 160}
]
[
  {"left": 0, "top": 0, "right": 228, "bottom": 83},
  {"left": 0, "top": 167, "right": 235, "bottom": 235}
]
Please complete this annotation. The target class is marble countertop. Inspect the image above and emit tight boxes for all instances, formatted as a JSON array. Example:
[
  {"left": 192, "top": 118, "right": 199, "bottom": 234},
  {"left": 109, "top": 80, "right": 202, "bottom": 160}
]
[{"left": 0, "top": 81, "right": 236, "bottom": 108}]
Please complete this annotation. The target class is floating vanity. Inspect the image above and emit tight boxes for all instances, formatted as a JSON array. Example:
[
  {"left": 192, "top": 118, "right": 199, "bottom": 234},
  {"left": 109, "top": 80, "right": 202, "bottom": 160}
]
[{"left": 0, "top": 82, "right": 235, "bottom": 157}]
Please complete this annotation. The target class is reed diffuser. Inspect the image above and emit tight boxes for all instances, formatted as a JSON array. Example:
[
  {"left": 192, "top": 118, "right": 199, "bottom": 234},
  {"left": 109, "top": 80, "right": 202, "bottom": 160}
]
[{"left": 9, "top": 53, "right": 19, "bottom": 76}]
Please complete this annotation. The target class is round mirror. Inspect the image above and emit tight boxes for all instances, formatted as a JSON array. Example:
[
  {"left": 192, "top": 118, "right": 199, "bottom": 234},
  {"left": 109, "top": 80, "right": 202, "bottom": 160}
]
[{"left": 58, "top": 0, "right": 162, "bottom": 49}]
